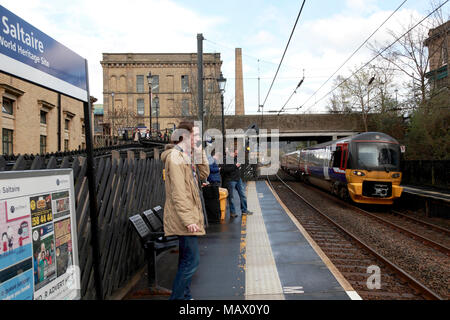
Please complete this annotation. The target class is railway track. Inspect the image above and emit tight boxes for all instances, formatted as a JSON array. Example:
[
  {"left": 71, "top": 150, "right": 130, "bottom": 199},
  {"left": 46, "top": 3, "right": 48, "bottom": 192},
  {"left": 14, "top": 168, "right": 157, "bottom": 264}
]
[
  {"left": 268, "top": 173, "right": 445, "bottom": 300},
  {"left": 286, "top": 177, "right": 450, "bottom": 256}
]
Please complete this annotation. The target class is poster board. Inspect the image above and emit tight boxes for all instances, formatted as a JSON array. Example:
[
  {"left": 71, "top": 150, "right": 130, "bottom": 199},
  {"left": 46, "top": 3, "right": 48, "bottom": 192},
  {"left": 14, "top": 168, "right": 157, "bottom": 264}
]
[{"left": 0, "top": 169, "right": 80, "bottom": 300}]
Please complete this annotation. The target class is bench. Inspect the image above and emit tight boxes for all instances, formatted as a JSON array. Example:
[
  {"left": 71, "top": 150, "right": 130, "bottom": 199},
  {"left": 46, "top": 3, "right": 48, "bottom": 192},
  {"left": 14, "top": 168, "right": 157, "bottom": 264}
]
[
  {"left": 152, "top": 205, "right": 164, "bottom": 224},
  {"left": 129, "top": 207, "right": 178, "bottom": 296}
]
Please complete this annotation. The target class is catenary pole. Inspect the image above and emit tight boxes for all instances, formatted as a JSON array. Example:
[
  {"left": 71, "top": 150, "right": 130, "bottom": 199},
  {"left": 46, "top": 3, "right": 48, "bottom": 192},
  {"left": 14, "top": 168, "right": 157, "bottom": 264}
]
[{"left": 197, "top": 33, "right": 204, "bottom": 144}]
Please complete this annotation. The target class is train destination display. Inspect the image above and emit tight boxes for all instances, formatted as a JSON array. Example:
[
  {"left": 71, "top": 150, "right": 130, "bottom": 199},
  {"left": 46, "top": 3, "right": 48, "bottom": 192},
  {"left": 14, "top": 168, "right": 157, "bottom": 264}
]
[{"left": 0, "top": 169, "right": 80, "bottom": 300}]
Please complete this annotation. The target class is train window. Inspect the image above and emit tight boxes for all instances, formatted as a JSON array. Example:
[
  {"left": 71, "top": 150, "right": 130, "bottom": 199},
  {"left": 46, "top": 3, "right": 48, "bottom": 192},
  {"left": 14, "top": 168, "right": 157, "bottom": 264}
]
[
  {"left": 357, "top": 143, "right": 400, "bottom": 170},
  {"left": 332, "top": 147, "right": 342, "bottom": 168}
]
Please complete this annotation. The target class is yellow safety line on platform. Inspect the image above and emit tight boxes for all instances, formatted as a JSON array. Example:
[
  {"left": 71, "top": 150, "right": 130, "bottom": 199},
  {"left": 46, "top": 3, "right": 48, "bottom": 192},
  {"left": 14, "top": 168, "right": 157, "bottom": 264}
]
[
  {"left": 265, "top": 180, "right": 362, "bottom": 300},
  {"left": 245, "top": 181, "right": 285, "bottom": 300}
]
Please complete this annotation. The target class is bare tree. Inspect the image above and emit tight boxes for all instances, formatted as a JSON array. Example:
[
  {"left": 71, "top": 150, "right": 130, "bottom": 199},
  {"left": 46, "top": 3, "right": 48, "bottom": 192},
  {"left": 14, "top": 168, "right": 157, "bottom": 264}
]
[
  {"left": 327, "top": 64, "right": 397, "bottom": 132},
  {"left": 103, "top": 104, "right": 138, "bottom": 137},
  {"left": 369, "top": 2, "right": 449, "bottom": 106}
]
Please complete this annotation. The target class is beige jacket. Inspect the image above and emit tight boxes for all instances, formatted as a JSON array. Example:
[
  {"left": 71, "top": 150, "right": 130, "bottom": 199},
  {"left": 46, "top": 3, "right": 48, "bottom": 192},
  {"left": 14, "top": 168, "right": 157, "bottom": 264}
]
[{"left": 161, "top": 144, "right": 210, "bottom": 236}]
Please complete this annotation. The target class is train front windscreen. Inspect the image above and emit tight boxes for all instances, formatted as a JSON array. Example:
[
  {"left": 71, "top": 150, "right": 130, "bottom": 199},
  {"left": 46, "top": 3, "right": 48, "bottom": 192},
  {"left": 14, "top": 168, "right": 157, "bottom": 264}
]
[{"left": 356, "top": 142, "right": 401, "bottom": 172}]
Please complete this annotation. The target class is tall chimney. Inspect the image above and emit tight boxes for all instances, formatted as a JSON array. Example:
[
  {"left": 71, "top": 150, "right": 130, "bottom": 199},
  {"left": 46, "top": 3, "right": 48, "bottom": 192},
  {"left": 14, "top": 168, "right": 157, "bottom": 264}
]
[{"left": 235, "top": 48, "right": 245, "bottom": 115}]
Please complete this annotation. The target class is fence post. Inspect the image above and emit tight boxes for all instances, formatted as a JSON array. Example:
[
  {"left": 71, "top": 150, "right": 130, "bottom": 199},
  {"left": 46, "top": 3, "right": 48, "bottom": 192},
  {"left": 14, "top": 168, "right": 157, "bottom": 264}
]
[
  {"left": 153, "top": 148, "right": 160, "bottom": 160},
  {"left": 111, "top": 150, "right": 120, "bottom": 161},
  {"left": 140, "top": 151, "right": 146, "bottom": 160},
  {"left": 127, "top": 150, "right": 135, "bottom": 163}
]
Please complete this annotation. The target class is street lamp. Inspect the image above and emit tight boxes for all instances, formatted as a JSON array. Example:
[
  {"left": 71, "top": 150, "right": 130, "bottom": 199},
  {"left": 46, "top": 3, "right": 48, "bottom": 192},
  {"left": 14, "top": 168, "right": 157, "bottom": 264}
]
[
  {"left": 217, "top": 72, "right": 226, "bottom": 163},
  {"left": 155, "top": 97, "right": 160, "bottom": 135},
  {"left": 147, "top": 72, "right": 153, "bottom": 135},
  {"left": 111, "top": 92, "right": 115, "bottom": 139}
]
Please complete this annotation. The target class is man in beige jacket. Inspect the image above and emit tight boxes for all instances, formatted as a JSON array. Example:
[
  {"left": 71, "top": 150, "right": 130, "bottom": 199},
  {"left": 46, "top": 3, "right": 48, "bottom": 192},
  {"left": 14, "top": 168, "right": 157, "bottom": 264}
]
[{"left": 161, "top": 121, "right": 209, "bottom": 300}]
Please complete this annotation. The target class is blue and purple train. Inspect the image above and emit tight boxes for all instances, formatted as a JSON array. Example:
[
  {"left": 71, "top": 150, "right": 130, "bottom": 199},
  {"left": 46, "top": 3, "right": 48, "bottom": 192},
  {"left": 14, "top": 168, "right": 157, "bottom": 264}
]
[{"left": 281, "top": 132, "right": 403, "bottom": 205}]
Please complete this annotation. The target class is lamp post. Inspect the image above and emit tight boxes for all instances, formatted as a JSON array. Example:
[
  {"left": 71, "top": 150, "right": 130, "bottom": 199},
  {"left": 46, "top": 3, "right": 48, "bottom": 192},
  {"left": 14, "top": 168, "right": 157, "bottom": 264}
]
[
  {"left": 147, "top": 72, "right": 153, "bottom": 135},
  {"left": 155, "top": 97, "right": 159, "bottom": 135},
  {"left": 217, "top": 72, "right": 226, "bottom": 163},
  {"left": 111, "top": 92, "right": 115, "bottom": 140}
]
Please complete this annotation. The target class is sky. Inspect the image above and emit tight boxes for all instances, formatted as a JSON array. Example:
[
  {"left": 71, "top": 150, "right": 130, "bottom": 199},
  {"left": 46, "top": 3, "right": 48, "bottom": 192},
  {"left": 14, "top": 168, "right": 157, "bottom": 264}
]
[{"left": 1, "top": 0, "right": 448, "bottom": 115}]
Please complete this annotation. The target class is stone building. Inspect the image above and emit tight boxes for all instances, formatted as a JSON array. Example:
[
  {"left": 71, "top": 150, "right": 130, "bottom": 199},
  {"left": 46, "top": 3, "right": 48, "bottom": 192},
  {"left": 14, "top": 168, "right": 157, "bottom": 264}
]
[
  {"left": 425, "top": 20, "right": 449, "bottom": 89},
  {"left": 0, "top": 72, "right": 89, "bottom": 155},
  {"left": 100, "top": 53, "right": 223, "bottom": 136}
]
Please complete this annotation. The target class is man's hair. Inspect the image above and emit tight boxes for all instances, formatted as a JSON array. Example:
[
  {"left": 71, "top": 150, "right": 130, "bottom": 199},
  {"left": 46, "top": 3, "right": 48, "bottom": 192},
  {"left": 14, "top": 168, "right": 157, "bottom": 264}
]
[{"left": 171, "top": 120, "right": 194, "bottom": 144}]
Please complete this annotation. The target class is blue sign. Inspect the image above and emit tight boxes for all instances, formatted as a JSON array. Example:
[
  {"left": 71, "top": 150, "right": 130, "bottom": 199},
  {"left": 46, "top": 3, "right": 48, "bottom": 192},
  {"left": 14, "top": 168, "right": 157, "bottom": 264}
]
[{"left": 0, "top": 5, "right": 88, "bottom": 101}]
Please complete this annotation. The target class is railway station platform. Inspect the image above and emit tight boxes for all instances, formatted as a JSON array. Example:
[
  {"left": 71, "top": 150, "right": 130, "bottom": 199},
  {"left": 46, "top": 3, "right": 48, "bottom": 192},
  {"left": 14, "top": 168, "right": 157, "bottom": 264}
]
[
  {"left": 398, "top": 184, "right": 450, "bottom": 218},
  {"left": 401, "top": 185, "right": 450, "bottom": 202},
  {"left": 124, "top": 180, "right": 361, "bottom": 300}
]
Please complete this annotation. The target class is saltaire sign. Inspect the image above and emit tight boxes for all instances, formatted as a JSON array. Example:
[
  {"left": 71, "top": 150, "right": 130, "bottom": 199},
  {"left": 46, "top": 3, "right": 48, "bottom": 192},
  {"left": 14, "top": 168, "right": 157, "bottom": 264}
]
[{"left": 0, "top": 5, "right": 87, "bottom": 102}]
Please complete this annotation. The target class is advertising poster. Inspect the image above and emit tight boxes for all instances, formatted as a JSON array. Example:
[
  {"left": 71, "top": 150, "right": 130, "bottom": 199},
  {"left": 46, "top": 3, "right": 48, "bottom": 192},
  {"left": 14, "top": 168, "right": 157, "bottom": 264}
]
[
  {"left": 30, "top": 194, "right": 53, "bottom": 228},
  {"left": 0, "top": 199, "right": 33, "bottom": 300},
  {"left": 51, "top": 191, "right": 70, "bottom": 220},
  {"left": 54, "top": 218, "right": 73, "bottom": 277},
  {"left": 0, "top": 169, "right": 80, "bottom": 300},
  {"left": 32, "top": 223, "right": 56, "bottom": 291}
]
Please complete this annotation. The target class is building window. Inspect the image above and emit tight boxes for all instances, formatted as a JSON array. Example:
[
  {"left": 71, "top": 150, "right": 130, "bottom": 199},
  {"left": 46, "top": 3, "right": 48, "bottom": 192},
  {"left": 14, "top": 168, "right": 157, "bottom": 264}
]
[
  {"left": 152, "top": 97, "right": 159, "bottom": 116},
  {"left": 2, "top": 97, "right": 13, "bottom": 115},
  {"left": 442, "top": 47, "right": 448, "bottom": 67},
  {"left": 64, "top": 139, "right": 69, "bottom": 151},
  {"left": 2, "top": 129, "right": 13, "bottom": 155},
  {"left": 137, "top": 75, "right": 145, "bottom": 93},
  {"left": 181, "top": 75, "right": 189, "bottom": 92},
  {"left": 181, "top": 99, "right": 189, "bottom": 116},
  {"left": 40, "top": 110, "right": 47, "bottom": 124},
  {"left": 151, "top": 75, "right": 159, "bottom": 93},
  {"left": 65, "top": 119, "right": 70, "bottom": 130},
  {"left": 40, "top": 135, "right": 47, "bottom": 154},
  {"left": 82, "top": 123, "right": 85, "bottom": 135},
  {"left": 137, "top": 98, "right": 145, "bottom": 116},
  {"left": 207, "top": 81, "right": 215, "bottom": 93},
  {"left": 81, "top": 142, "right": 86, "bottom": 149}
]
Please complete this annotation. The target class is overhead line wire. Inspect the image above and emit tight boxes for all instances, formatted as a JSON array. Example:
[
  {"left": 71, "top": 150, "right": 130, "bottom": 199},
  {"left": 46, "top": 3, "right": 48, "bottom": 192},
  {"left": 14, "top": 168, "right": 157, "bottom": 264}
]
[
  {"left": 299, "top": 0, "right": 408, "bottom": 113},
  {"left": 302, "top": 0, "right": 449, "bottom": 113},
  {"left": 261, "top": 0, "right": 307, "bottom": 109}
]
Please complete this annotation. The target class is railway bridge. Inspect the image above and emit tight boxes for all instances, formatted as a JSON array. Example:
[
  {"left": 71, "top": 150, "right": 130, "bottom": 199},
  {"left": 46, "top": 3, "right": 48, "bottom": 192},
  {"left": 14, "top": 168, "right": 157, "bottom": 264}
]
[{"left": 224, "top": 113, "right": 363, "bottom": 143}]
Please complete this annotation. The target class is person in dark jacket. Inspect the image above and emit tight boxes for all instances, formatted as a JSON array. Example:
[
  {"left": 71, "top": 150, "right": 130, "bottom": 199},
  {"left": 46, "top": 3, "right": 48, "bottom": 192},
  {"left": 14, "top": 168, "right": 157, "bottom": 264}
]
[
  {"left": 202, "top": 151, "right": 221, "bottom": 223},
  {"left": 221, "top": 149, "right": 253, "bottom": 218}
]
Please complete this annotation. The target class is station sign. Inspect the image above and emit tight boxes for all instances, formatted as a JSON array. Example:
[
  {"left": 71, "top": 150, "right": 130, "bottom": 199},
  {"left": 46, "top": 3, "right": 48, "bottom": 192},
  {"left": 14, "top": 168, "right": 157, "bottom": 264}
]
[
  {"left": 0, "top": 5, "right": 87, "bottom": 102},
  {"left": 0, "top": 169, "right": 80, "bottom": 300}
]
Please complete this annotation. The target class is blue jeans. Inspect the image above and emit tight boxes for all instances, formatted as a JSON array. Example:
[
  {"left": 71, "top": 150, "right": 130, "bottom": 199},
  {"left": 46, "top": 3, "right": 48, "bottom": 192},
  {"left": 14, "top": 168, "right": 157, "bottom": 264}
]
[
  {"left": 169, "top": 236, "right": 200, "bottom": 300},
  {"left": 227, "top": 178, "right": 247, "bottom": 214}
]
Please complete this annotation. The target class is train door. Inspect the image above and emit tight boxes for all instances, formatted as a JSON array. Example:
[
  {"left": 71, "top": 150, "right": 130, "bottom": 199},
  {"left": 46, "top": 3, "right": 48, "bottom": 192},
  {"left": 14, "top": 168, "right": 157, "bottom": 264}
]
[
  {"left": 323, "top": 146, "right": 330, "bottom": 180},
  {"left": 337, "top": 143, "right": 349, "bottom": 170}
]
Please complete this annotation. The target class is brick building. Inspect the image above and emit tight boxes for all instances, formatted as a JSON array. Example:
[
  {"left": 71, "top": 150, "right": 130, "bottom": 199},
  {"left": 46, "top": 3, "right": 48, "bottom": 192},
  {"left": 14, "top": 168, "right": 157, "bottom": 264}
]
[
  {"left": 0, "top": 72, "right": 90, "bottom": 155},
  {"left": 100, "top": 53, "right": 223, "bottom": 137},
  {"left": 425, "top": 20, "right": 449, "bottom": 89}
]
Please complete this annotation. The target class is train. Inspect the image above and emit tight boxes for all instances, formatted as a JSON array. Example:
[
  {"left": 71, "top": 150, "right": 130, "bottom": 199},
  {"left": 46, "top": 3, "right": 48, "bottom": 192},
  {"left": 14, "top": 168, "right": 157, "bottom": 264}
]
[{"left": 280, "top": 132, "right": 403, "bottom": 205}]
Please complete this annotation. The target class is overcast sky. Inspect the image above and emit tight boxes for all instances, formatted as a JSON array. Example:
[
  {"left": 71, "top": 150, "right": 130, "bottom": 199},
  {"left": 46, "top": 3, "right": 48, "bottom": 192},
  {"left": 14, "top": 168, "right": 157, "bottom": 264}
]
[{"left": 1, "top": 0, "right": 447, "bottom": 115}]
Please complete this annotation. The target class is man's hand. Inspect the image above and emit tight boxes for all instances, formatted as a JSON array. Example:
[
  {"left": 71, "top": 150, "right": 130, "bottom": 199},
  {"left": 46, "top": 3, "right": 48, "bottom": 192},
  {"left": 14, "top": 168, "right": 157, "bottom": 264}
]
[
  {"left": 236, "top": 163, "right": 241, "bottom": 168},
  {"left": 187, "top": 224, "right": 200, "bottom": 233}
]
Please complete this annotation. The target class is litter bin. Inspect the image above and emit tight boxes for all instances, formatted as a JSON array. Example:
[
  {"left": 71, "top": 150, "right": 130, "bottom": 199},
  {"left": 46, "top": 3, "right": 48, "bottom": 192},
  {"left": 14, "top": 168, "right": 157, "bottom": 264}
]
[{"left": 219, "top": 187, "right": 228, "bottom": 221}]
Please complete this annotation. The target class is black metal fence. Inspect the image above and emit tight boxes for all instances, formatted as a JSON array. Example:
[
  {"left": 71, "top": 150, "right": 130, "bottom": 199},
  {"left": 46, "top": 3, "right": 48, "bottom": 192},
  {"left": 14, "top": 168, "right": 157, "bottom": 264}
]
[
  {"left": 401, "top": 160, "right": 450, "bottom": 191},
  {"left": 0, "top": 145, "right": 166, "bottom": 299}
]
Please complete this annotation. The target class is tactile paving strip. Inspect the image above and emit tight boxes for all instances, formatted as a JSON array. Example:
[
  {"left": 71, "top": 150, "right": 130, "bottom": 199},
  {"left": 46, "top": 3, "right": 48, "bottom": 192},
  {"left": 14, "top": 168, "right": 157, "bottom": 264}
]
[{"left": 245, "top": 181, "right": 285, "bottom": 300}]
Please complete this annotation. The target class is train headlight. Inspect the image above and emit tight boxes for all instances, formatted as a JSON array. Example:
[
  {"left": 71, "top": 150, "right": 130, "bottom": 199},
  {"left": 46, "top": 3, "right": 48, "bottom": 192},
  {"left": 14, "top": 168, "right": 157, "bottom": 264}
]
[
  {"left": 353, "top": 171, "right": 365, "bottom": 176},
  {"left": 392, "top": 173, "right": 401, "bottom": 178}
]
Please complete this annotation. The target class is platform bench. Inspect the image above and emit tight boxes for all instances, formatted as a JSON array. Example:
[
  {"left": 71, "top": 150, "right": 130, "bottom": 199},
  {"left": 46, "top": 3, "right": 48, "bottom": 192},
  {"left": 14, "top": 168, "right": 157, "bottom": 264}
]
[{"left": 129, "top": 207, "right": 178, "bottom": 295}]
